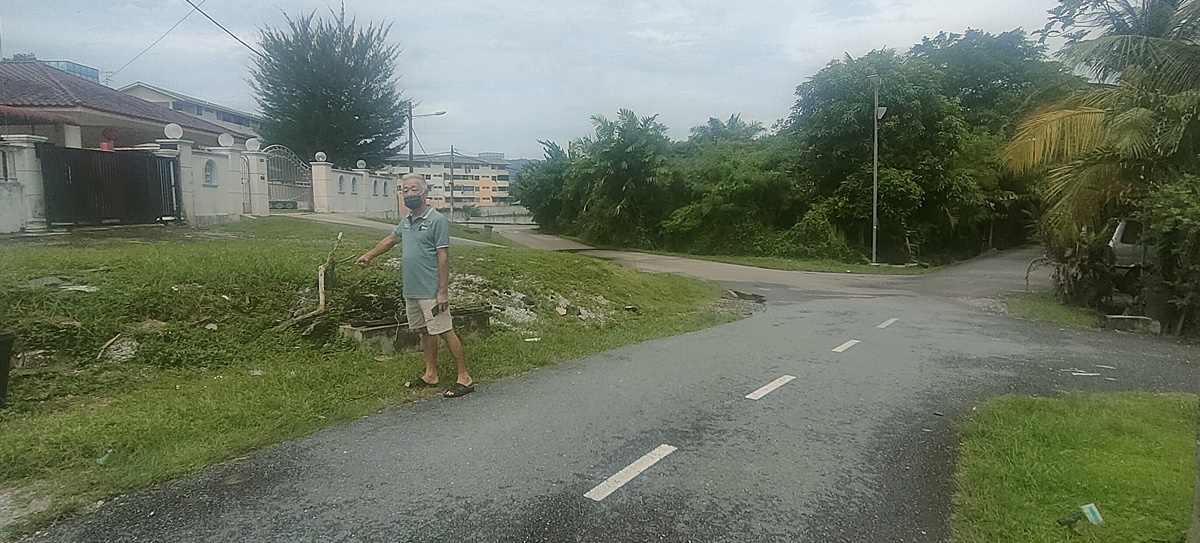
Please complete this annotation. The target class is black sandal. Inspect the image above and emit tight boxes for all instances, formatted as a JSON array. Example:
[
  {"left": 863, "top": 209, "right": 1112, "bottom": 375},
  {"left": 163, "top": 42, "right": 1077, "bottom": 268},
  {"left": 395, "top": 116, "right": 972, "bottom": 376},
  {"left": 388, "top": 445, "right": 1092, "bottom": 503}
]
[
  {"left": 443, "top": 382, "right": 475, "bottom": 398},
  {"left": 404, "top": 377, "right": 438, "bottom": 389}
]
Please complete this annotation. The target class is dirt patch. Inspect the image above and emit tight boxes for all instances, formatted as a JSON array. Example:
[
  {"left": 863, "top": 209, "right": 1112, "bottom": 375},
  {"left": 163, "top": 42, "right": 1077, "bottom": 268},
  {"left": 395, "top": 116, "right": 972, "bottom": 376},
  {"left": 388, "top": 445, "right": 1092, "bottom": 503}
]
[
  {"left": 0, "top": 489, "right": 50, "bottom": 537},
  {"left": 709, "top": 294, "right": 765, "bottom": 318},
  {"left": 958, "top": 297, "right": 1008, "bottom": 315}
]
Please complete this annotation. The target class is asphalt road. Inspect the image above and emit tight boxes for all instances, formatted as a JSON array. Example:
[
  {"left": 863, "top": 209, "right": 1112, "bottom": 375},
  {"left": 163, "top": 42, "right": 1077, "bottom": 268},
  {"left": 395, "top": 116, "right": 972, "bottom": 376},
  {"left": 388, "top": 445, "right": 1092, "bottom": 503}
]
[
  {"left": 492, "top": 224, "right": 591, "bottom": 251},
  {"left": 27, "top": 246, "right": 1198, "bottom": 543}
]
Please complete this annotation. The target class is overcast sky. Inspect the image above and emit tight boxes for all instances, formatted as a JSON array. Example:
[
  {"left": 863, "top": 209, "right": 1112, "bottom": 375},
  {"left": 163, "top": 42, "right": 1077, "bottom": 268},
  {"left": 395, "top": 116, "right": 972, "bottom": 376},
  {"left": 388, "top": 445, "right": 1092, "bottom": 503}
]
[{"left": 2, "top": 0, "right": 1061, "bottom": 159}]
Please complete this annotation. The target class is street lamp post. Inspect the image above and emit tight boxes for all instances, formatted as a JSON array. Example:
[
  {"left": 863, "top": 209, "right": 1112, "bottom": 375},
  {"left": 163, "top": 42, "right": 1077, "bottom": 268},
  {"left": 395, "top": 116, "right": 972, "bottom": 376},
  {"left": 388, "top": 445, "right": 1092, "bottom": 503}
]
[
  {"left": 406, "top": 103, "right": 446, "bottom": 174},
  {"left": 868, "top": 74, "right": 882, "bottom": 265}
]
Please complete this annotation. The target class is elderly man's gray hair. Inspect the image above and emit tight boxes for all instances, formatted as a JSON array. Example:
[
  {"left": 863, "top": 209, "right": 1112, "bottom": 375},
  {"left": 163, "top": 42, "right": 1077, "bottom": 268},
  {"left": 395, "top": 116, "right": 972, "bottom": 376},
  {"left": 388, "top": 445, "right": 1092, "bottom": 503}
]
[{"left": 399, "top": 173, "right": 427, "bottom": 191}]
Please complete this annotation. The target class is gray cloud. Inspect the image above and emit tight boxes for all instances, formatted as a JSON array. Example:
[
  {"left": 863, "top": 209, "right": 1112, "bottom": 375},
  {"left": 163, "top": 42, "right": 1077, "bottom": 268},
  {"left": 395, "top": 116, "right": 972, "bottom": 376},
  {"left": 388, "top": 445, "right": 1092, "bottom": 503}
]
[{"left": 2, "top": 0, "right": 1059, "bottom": 158}]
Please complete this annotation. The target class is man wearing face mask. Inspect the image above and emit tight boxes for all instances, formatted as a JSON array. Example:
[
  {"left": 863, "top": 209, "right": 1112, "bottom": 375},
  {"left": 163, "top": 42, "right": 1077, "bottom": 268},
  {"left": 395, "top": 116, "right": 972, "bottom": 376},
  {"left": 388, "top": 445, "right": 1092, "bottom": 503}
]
[{"left": 356, "top": 174, "right": 475, "bottom": 398}]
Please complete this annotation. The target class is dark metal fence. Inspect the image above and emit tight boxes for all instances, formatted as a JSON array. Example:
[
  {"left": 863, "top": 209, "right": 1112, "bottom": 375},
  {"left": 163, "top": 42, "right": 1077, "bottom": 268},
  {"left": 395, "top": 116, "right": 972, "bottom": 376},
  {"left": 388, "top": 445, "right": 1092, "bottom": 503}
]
[{"left": 36, "top": 144, "right": 179, "bottom": 226}]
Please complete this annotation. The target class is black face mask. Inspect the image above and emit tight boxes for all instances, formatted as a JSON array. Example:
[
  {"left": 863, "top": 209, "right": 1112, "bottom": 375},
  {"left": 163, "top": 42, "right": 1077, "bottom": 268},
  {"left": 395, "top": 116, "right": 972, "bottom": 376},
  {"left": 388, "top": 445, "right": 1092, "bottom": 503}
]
[{"left": 404, "top": 195, "right": 424, "bottom": 210}]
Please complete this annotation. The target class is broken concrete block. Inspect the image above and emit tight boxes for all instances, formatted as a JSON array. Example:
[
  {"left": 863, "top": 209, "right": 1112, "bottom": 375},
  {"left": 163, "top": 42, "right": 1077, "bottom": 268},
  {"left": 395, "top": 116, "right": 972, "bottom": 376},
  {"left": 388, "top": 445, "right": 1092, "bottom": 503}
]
[
  {"left": 339, "top": 306, "right": 492, "bottom": 355},
  {"left": 1105, "top": 315, "right": 1161, "bottom": 334}
]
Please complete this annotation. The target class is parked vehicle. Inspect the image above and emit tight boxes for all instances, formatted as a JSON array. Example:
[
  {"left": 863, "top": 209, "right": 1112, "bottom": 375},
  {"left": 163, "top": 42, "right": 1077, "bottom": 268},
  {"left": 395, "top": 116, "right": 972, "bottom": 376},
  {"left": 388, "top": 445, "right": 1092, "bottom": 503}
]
[
  {"left": 1108, "top": 219, "right": 1153, "bottom": 296},
  {"left": 1109, "top": 219, "right": 1146, "bottom": 268}
]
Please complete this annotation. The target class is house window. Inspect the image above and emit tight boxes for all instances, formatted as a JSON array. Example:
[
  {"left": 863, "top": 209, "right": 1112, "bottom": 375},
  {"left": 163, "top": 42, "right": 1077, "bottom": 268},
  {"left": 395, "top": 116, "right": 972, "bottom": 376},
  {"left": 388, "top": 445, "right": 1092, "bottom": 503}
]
[
  {"left": 351, "top": 178, "right": 359, "bottom": 194},
  {"left": 203, "top": 160, "right": 218, "bottom": 186},
  {"left": 383, "top": 181, "right": 389, "bottom": 196},
  {"left": 338, "top": 175, "right": 346, "bottom": 194},
  {"left": 373, "top": 180, "right": 379, "bottom": 195}
]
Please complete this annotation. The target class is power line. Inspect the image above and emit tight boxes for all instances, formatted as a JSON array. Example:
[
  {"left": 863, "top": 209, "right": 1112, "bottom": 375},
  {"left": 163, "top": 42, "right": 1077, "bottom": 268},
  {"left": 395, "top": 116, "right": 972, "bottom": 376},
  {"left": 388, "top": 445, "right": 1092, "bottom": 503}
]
[
  {"left": 413, "top": 130, "right": 429, "bottom": 157},
  {"left": 181, "top": 0, "right": 264, "bottom": 60},
  {"left": 107, "top": 0, "right": 206, "bottom": 83}
]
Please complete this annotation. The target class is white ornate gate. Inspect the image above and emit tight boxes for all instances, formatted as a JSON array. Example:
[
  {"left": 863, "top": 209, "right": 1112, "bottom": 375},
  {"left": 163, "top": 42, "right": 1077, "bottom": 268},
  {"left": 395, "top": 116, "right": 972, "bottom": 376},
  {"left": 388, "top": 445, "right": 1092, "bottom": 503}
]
[{"left": 263, "top": 144, "right": 313, "bottom": 211}]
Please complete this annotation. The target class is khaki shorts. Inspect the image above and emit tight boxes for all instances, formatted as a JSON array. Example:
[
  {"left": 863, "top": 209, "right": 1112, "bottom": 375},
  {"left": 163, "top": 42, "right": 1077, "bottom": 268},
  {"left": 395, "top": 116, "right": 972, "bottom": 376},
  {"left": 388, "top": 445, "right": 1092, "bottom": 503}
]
[{"left": 405, "top": 298, "right": 453, "bottom": 335}]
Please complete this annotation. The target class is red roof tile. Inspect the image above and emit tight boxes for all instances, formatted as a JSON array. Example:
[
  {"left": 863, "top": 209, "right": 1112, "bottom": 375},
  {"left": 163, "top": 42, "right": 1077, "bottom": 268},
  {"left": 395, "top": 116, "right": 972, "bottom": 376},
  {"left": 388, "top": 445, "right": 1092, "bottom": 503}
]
[{"left": 0, "top": 61, "right": 243, "bottom": 136}]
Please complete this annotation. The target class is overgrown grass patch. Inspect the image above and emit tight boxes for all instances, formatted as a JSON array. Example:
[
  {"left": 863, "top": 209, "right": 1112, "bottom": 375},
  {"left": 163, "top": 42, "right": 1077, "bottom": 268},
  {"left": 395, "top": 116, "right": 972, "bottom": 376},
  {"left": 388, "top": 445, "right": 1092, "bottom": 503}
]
[
  {"left": 1005, "top": 292, "right": 1103, "bottom": 329},
  {"left": 0, "top": 217, "right": 730, "bottom": 538},
  {"left": 625, "top": 249, "right": 936, "bottom": 275},
  {"left": 361, "top": 215, "right": 513, "bottom": 246},
  {"left": 952, "top": 392, "right": 1197, "bottom": 543}
]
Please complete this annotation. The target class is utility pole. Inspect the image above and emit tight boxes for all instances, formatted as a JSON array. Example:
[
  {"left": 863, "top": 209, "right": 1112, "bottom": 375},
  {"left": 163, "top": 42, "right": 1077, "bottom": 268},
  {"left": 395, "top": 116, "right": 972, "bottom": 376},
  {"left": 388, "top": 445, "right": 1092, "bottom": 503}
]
[
  {"left": 448, "top": 146, "right": 455, "bottom": 222},
  {"left": 407, "top": 102, "right": 415, "bottom": 174},
  {"left": 869, "top": 73, "right": 881, "bottom": 265}
]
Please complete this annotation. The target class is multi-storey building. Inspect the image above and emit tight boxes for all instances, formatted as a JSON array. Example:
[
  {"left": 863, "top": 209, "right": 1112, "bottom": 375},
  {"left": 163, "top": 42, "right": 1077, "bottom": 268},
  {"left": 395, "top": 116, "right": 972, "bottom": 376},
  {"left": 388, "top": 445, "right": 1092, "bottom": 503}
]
[
  {"left": 385, "top": 152, "right": 512, "bottom": 209},
  {"left": 118, "top": 82, "right": 262, "bottom": 137}
]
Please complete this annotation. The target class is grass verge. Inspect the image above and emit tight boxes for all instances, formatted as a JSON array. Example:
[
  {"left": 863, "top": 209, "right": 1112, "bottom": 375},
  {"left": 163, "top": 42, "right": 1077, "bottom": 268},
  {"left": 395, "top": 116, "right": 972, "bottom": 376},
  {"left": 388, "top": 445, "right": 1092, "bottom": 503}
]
[
  {"left": 952, "top": 392, "right": 1197, "bottom": 543},
  {"left": 561, "top": 238, "right": 936, "bottom": 275},
  {"left": 449, "top": 222, "right": 514, "bottom": 246},
  {"left": 0, "top": 218, "right": 730, "bottom": 538},
  {"left": 657, "top": 252, "right": 936, "bottom": 275},
  {"left": 361, "top": 215, "right": 514, "bottom": 246},
  {"left": 1006, "top": 292, "right": 1103, "bottom": 329}
]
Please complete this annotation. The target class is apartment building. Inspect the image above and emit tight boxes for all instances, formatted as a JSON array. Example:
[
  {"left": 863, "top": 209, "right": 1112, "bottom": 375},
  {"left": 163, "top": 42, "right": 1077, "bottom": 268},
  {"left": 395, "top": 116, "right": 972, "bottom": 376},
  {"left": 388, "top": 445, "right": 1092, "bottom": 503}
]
[
  {"left": 118, "top": 82, "right": 261, "bottom": 137},
  {"left": 385, "top": 152, "right": 512, "bottom": 208}
]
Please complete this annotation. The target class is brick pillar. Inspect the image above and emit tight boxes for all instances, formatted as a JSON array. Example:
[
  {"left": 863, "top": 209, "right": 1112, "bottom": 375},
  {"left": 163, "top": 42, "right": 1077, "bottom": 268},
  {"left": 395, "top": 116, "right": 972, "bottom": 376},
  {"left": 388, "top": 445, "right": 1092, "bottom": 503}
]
[
  {"left": 2, "top": 135, "right": 50, "bottom": 232},
  {"left": 311, "top": 159, "right": 332, "bottom": 213},
  {"left": 243, "top": 151, "right": 270, "bottom": 216}
]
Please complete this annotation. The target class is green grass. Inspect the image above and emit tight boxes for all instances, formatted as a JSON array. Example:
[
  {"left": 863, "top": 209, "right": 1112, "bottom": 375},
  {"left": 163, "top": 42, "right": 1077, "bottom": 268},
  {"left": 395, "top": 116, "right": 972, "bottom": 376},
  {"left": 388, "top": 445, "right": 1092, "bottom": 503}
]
[
  {"left": 361, "top": 215, "right": 514, "bottom": 246},
  {"left": 952, "top": 392, "right": 1197, "bottom": 543},
  {"left": 0, "top": 218, "right": 730, "bottom": 538},
  {"left": 1006, "top": 292, "right": 1103, "bottom": 329},
  {"left": 655, "top": 252, "right": 937, "bottom": 275},
  {"left": 562, "top": 238, "right": 936, "bottom": 275}
]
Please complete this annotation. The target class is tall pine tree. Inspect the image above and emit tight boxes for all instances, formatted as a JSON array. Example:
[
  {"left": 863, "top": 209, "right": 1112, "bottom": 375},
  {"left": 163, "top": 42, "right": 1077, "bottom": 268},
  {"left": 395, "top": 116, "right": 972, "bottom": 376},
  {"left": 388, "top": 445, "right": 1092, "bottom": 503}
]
[{"left": 251, "top": 8, "right": 406, "bottom": 168}]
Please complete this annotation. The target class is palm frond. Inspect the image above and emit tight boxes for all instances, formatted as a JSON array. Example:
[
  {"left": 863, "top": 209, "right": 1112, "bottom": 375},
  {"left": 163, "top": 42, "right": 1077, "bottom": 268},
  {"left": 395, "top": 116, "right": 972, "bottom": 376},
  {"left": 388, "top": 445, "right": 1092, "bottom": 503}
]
[
  {"left": 1004, "top": 108, "right": 1108, "bottom": 172},
  {"left": 1107, "top": 106, "right": 1159, "bottom": 157},
  {"left": 1171, "top": 0, "right": 1200, "bottom": 39},
  {"left": 1041, "top": 156, "right": 1136, "bottom": 240},
  {"left": 1064, "top": 34, "right": 1200, "bottom": 92},
  {"left": 1065, "top": 84, "right": 1136, "bottom": 109}
]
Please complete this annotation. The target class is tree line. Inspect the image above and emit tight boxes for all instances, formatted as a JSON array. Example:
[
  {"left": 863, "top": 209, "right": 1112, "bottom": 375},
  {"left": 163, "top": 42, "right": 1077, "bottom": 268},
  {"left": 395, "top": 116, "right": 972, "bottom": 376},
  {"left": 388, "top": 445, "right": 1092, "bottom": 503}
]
[{"left": 515, "top": 28, "right": 1084, "bottom": 265}]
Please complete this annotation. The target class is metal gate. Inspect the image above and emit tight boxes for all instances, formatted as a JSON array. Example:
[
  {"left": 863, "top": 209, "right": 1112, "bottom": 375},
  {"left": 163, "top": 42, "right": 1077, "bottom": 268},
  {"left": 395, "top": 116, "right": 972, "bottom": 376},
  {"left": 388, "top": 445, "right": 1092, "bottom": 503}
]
[
  {"left": 264, "top": 144, "right": 313, "bottom": 211},
  {"left": 36, "top": 143, "right": 179, "bottom": 226}
]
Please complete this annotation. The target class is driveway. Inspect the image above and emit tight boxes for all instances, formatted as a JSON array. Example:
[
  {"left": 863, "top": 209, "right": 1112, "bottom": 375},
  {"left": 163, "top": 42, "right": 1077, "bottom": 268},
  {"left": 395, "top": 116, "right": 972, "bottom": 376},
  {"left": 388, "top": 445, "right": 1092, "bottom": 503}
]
[
  {"left": 491, "top": 224, "right": 591, "bottom": 251},
  {"left": 27, "top": 244, "right": 1197, "bottom": 543}
]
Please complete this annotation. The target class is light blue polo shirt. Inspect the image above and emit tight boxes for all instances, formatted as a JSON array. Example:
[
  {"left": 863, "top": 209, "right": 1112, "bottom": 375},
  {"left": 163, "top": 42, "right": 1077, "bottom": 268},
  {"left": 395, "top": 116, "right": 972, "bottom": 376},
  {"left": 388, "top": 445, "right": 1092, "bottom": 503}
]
[{"left": 393, "top": 207, "right": 450, "bottom": 299}]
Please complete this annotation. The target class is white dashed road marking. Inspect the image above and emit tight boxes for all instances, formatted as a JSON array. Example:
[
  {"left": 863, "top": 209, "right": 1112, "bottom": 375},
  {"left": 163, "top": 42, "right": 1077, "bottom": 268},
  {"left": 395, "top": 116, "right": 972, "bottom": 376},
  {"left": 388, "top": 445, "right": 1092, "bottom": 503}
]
[
  {"left": 832, "top": 340, "right": 860, "bottom": 353},
  {"left": 877, "top": 318, "right": 899, "bottom": 329},
  {"left": 585, "top": 445, "right": 678, "bottom": 502},
  {"left": 745, "top": 375, "right": 796, "bottom": 400}
]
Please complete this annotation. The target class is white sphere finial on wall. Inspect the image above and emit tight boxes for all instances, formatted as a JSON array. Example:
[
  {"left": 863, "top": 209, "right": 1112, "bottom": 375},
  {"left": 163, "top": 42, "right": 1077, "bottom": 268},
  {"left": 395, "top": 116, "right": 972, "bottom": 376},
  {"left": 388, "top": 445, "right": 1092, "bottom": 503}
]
[
  {"left": 356, "top": 159, "right": 367, "bottom": 169},
  {"left": 315, "top": 151, "right": 327, "bottom": 162},
  {"left": 218, "top": 133, "right": 234, "bottom": 147},
  {"left": 164, "top": 123, "right": 184, "bottom": 139},
  {"left": 245, "top": 138, "right": 261, "bottom": 151}
]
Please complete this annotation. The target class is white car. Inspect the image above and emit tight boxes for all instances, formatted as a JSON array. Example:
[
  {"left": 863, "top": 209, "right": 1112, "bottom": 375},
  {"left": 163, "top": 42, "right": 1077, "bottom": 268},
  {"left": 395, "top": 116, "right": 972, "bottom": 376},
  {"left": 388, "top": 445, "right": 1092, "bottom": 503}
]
[{"left": 1109, "top": 220, "right": 1146, "bottom": 268}]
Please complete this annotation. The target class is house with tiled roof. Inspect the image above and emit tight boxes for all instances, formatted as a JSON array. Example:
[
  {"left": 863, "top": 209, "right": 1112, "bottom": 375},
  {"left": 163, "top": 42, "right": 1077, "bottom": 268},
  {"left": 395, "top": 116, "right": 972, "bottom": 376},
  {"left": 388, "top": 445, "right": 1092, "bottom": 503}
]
[{"left": 0, "top": 61, "right": 250, "bottom": 148}]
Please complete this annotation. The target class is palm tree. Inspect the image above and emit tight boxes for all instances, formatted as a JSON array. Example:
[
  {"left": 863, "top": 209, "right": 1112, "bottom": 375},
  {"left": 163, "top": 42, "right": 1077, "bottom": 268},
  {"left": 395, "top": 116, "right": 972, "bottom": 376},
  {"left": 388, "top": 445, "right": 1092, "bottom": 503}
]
[
  {"left": 688, "top": 114, "right": 766, "bottom": 143},
  {"left": 1008, "top": 4, "right": 1200, "bottom": 539},
  {"left": 1004, "top": 0, "right": 1200, "bottom": 243}
]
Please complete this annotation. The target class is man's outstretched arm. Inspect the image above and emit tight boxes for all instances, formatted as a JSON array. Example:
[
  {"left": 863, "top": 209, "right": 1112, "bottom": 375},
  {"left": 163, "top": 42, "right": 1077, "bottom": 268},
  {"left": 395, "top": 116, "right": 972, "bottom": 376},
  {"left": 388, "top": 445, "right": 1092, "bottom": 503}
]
[{"left": 357, "top": 233, "right": 400, "bottom": 267}]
